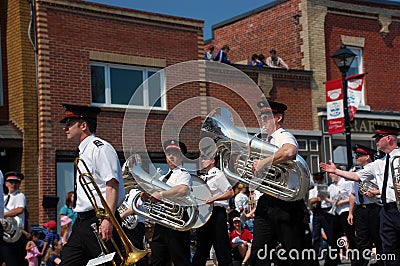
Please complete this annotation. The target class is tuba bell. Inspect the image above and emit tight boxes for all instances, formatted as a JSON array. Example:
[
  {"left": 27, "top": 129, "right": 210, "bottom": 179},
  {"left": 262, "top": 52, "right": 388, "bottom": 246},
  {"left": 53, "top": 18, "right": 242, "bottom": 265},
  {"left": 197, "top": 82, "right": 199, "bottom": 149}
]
[
  {"left": 390, "top": 155, "right": 400, "bottom": 211},
  {"left": 75, "top": 158, "right": 148, "bottom": 266},
  {"left": 124, "top": 154, "right": 213, "bottom": 231},
  {"left": 200, "top": 107, "right": 310, "bottom": 201},
  {"left": 1, "top": 207, "right": 24, "bottom": 243}
]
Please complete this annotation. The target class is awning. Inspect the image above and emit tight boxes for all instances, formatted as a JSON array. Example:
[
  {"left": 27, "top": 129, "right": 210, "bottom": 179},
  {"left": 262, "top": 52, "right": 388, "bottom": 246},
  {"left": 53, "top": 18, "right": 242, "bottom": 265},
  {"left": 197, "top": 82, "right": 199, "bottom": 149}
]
[{"left": 0, "top": 121, "right": 23, "bottom": 147}]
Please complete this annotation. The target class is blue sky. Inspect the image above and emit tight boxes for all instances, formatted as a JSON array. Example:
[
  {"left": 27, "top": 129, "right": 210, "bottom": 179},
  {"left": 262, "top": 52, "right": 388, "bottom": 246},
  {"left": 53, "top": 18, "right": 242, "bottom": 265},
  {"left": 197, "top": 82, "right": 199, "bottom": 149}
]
[
  {"left": 86, "top": 0, "right": 275, "bottom": 40},
  {"left": 87, "top": 0, "right": 400, "bottom": 40}
]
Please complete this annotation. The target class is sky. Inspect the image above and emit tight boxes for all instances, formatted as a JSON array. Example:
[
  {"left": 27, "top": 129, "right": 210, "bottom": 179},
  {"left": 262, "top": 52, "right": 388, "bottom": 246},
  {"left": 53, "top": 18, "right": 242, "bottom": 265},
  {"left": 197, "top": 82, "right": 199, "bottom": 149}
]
[
  {"left": 87, "top": 0, "right": 400, "bottom": 40},
  {"left": 86, "top": 0, "right": 275, "bottom": 40}
]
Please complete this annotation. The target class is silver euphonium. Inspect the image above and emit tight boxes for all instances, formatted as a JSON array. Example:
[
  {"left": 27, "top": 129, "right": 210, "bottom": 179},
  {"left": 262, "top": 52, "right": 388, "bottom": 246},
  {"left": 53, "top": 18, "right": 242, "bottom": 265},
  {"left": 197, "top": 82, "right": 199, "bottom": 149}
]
[
  {"left": 1, "top": 207, "right": 24, "bottom": 243},
  {"left": 390, "top": 155, "right": 400, "bottom": 211},
  {"left": 123, "top": 154, "right": 213, "bottom": 231},
  {"left": 200, "top": 107, "right": 310, "bottom": 201},
  {"left": 358, "top": 179, "right": 380, "bottom": 203}
]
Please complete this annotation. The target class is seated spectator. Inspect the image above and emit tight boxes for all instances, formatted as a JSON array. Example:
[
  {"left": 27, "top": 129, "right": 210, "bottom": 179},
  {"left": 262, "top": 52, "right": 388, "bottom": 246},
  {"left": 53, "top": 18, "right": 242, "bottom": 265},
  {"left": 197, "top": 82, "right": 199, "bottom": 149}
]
[
  {"left": 25, "top": 231, "right": 41, "bottom": 266},
  {"left": 41, "top": 220, "right": 61, "bottom": 257},
  {"left": 249, "top": 54, "right": 259, "bottom": 66},
  {"left": 266, "top": 49, "right": 289, "bottom": 70},
  {"left": 214, "top": 45, "right": 231, "bottom": 64},
  {"left": 230, "top": 217, "right": 253, "bottom": 265},
  {"left": 44, "top": 239, "right": 62, "bottom": 266},
  {"left": 257, "top": 54, "right": 266, "bottom": 66},
  {"left": 204, "top": 45, "right": 215, "bottom": 61}
]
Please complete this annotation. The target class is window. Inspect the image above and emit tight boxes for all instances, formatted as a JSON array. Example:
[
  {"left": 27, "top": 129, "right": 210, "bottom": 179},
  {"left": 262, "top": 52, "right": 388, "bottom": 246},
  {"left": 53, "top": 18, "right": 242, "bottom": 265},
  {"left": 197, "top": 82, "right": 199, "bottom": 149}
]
[
  {"left": 90, "top": 63, "right": 165, "bottom": 109},
  {"left": 347, "top": 46, "right": 366, "bottom": 107}
]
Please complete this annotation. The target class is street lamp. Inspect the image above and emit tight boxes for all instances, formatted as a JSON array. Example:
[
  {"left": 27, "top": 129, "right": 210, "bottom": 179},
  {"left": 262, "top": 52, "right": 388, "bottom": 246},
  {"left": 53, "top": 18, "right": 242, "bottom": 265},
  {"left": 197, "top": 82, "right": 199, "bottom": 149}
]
[{"left": 332, "top": 45, "right": 356, "bottom": 170}]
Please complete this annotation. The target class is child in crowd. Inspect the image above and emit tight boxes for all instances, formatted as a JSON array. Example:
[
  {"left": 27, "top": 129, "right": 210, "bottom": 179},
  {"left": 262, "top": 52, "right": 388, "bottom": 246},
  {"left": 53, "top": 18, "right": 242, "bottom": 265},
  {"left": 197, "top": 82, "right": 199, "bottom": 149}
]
[
  {"left": 44, "top": 239, "right": 62, "bottom": 266},
  {"left": 60, "top": 215, "right": 72, "bottom": 244},
  {"left": 25, "top": 231, "right": 41, "bottom": 266},
  {"left": 41, "top": 220, "right": 61, "bottom": 257}
]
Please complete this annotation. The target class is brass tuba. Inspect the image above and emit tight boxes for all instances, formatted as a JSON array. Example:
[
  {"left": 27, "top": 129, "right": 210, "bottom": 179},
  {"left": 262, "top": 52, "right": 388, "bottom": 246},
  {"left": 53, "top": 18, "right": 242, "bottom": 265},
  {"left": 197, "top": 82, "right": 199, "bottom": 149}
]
[
  {"left": 200, "top": 107, "right": 310, "bottom": 201},
  {"left": 124, "top": 154, "right": 213, "bottom": 231},
  {"left": 74, "top": 158, "right": 148, "bottom": 266},
  {"left": 1, "top": 207, "right": 24, "bottom": 243},
  {"left": 390, "top": 155, "right": 400, "bottom": 211}
]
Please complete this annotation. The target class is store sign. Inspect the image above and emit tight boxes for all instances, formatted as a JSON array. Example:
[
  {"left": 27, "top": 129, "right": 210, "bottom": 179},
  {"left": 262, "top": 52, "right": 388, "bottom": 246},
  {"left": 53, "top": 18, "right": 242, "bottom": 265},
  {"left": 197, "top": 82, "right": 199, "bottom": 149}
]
[{"left": 352, "top": 119, "right": 400, "bottom": 134}]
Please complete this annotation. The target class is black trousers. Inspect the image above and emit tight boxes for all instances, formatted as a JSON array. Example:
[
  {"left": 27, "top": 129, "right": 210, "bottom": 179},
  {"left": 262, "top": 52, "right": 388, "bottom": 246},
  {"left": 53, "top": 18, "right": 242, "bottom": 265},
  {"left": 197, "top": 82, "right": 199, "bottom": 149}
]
[
  {"left": 150, "top": 224, "right": 191, "bottom": 266},
  {"left": 311, "top": 209, "right": 333, "bottom": 254},
  {"left": 0, "top": 231, "right": 28, "bottom": 266},
  {"left": 353, "top": 204, "right": 382, "bottom": 266},
  {"left": 60, "top": 210, "right": 122, "bottom": 266},
  {"left": 123, "top": 222, "right": 148, "bottom": 266},
  {"left": 250, "top": 195, "right": 316, "bottom": 266},
  {"left": 380, "top": 204, "right": 400, "bottom": 266},
  {"left": 192, "top": 206, "right": 232, "bottom": 266}
]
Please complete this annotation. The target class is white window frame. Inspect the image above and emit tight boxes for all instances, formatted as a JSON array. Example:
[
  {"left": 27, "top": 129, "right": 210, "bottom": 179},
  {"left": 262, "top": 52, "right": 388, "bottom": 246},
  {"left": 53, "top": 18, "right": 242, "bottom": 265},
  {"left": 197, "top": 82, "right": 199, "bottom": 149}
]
[
  {"left": 90, "top": 62, "right": 166, "bottom": 110},
  {"left": 297, "top": 139, "right": 308, "bottom": 151},
  {"left": 347, "top": 46, "right": 366, "bottom": 107}
]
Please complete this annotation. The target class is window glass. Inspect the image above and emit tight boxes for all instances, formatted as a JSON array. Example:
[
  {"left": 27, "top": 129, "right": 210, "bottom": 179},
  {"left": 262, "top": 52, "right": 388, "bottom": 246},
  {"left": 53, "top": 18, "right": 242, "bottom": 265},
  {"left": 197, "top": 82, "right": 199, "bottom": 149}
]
[
  {"left": 110, "top": 68, "right": 143, "bottom": 105},
  {"left": 91, "top": 65, "right": 105, "bottom": 103},
  {"left": 0, "top": 26, "right": 3, "bottom": 106},
  {"left": 90, "top": 63, "right": 165, "bottom": 109}
]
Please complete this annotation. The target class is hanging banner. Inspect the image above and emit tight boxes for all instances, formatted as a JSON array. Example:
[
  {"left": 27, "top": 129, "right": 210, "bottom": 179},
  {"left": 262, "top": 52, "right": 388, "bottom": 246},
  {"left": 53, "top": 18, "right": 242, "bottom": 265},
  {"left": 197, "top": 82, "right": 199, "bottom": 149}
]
[
  {"left": 346, "top": 73, "right": 365, "bottom": 122},
  {"left": 326, "top": 78, "right": 344, "bottom": 134}
]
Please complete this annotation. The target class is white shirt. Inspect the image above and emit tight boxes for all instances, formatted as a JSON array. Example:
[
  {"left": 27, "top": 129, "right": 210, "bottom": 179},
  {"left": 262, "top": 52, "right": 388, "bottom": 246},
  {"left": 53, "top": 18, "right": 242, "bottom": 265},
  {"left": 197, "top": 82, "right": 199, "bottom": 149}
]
[
  {"left": 75, "top": 135, "right": 125, "bottom": 212},
  {"left": 269, "top": 128, "right": 298, "bottom": 149},
  {"left": 308, "top": 184, "right": 331, "bottom": 209},
  {"left": 0, "top": 171, "right": 3, "bottom": 218},
  {"left": 357, "top": 148, "right": 400, "bottom": 204},
  {"left": 235, "top": 192, "right": 248, "bottom": 212},
  {"left": 202, "top": 167, "right": 232, "bottom": 208},
  {"left": 328, "top": 178, "right": 352, "bottom": 215},
  {"left": 162, "top": 166, "right": 192, "bottom": 188},
  {"left": 3, "top": 189, "right": 26, "bottom": 225}
]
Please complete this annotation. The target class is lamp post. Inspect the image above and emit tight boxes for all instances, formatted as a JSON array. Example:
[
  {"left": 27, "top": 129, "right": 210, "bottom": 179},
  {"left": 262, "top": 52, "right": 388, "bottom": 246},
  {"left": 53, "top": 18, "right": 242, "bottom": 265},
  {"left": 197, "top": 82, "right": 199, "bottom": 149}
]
[{"left": 332, "top": 45, "right": 356, "bottom": 170}]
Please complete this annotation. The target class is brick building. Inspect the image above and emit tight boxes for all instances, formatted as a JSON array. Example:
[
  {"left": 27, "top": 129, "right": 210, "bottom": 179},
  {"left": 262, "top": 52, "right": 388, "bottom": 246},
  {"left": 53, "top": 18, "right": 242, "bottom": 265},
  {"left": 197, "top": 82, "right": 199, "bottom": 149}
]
[{"left": 210, "top": 0, "right": 400, "bottom": 168}]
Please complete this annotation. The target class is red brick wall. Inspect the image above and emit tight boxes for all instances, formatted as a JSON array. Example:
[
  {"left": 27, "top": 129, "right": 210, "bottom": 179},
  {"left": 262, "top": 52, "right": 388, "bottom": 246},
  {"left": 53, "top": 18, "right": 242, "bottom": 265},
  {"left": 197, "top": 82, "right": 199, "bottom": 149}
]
[
  {"left": 325, "top": 13, "right": 400, "bottom": 113},
  {"left": 211, "top": 0, "right": 303, "bottom": 69},
  {"left": 37, "top": 3, "right": 203, "bottom": 222}
]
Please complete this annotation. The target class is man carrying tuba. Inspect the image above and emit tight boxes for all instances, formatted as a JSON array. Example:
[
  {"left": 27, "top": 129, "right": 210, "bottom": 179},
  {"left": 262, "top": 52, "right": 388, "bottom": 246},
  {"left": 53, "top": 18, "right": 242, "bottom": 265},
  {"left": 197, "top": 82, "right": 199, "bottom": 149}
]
[
  {"left": 59, "top": 104, "right": 125, "bottom": 266},
  {"left": 320, "top": 125, "right": 400, "bottom": 266},
  {"left": 145, "top": 139, "right": 192, "bottom": 266},
  {"left": 250, "top": 100, "right": 315, "bottom": 266}
]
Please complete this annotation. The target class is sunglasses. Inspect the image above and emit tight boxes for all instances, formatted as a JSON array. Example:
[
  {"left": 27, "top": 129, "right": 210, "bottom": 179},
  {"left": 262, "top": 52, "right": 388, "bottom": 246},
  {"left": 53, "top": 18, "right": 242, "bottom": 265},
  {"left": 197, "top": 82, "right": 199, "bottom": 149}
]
[
  {"left": 64, "top": 119, "right": 80, "bottom": 130},
  {"left": 374, "top": 134, "right": 388, "bottom": 142},
  {"left": 355, "top": 153, "right": 368, "bottom": 158},
  {"left": 6, "top": 179, "right": 21, "bottom": 184}
]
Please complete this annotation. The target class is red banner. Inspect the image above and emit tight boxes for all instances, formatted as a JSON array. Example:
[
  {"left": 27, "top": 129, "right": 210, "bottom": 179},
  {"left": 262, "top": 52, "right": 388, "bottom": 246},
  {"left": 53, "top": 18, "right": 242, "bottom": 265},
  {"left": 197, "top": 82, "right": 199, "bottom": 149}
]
[
  {"left": 326, "top": 79, "right": 344, "bottom": 134},
  {"left": 346, "top": 73, "right": 365, "bottom": 122}
]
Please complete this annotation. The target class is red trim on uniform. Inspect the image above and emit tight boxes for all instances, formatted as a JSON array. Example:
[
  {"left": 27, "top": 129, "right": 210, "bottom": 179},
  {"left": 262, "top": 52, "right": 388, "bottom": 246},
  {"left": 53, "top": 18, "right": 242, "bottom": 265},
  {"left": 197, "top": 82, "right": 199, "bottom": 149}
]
[{"left": 166, "top": 144, "right": 181, "bottom": 151}]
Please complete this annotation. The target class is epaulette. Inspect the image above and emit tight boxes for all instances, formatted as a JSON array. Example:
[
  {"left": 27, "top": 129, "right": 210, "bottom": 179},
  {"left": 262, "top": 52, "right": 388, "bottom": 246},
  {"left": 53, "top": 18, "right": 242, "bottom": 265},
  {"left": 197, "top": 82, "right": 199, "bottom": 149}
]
[
  {"left": 180, "top": 168, "right": 188, "bottom": 172},
  {"left": 93, "top": 140, "right": 104, "bottom": 147}
]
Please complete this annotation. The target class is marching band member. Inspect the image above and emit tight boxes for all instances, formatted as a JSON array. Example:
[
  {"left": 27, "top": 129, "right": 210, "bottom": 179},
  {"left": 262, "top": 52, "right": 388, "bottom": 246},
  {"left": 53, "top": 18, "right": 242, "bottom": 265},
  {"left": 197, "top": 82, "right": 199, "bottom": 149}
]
[
  {"left": 326, "top": 171, "right": 355, "bottom": 265},
  {"left": 250, "top": 100, "right": 315, "bottom": 266},
  {"left": 347, "top": 144, "right": 382, "bottom": 266},
  {"left": 192, "top": 147, "right": 234, "bottom": 266},
  {"left": 0, "top": 171, "right": 27, "bottom": 266},
  {"left": 321, "top": 125, "right": 400, "bottom": 266},
  {"left": 308, "top": 172, "right": 333, "bottom": 255},
  {"left": 59, "top": 104, "right": 125, "bottom": 266},
  {"left": 147, "top": 139, "right": 192, "bottom": 266}
]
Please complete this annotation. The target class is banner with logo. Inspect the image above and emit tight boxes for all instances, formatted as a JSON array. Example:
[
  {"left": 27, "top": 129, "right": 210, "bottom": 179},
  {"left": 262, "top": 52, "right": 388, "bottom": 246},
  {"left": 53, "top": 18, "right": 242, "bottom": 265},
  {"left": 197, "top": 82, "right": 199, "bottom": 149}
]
[
  {"left": 326, "top": 78, "right": 344, "bottom": 134},
  {"left": 346, "top": 73, "right": 365, "bottom": 122}
]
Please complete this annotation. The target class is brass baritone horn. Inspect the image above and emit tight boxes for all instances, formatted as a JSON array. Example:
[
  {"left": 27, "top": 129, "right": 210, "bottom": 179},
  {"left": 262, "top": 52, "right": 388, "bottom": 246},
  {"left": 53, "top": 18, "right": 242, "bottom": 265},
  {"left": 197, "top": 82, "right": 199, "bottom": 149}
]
[
  {"left": 124, "top": 154, "right": 213, "bottom": 231},
  {"left": 1, "top": 208, "right": 24, "bottom": 243},
  {"left": 390, "top": 155, "right": 400, "bottom": 211},
  {"left": 200, "top": 107, "right": 310, "bottom": 201},
  {"left": 74, "top": 158, "right": 148, "bottom": 266}
]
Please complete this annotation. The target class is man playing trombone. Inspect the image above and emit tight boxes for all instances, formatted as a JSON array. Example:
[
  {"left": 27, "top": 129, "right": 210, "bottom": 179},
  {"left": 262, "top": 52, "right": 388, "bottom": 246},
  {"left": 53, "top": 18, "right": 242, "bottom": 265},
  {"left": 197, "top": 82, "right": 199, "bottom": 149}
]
[
  {"left": 59, "top": 104, "right": 125, "bottom": 266},
  {"left": 320, "top": 125, "right": 400, "bottom": 266}
]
